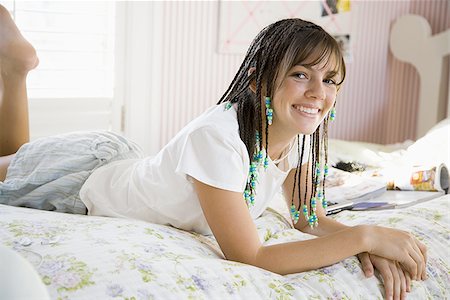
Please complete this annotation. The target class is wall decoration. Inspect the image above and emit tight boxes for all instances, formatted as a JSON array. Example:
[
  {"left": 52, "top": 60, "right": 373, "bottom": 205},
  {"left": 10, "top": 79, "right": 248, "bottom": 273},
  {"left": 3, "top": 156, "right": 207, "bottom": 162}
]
[{"left": 218, "top": 0, "right": 352, "bottom": 61}]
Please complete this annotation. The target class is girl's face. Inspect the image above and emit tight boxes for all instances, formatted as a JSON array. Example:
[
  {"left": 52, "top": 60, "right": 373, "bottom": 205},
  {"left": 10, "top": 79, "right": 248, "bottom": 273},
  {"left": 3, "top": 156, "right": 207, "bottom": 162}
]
[{"left": 270, "top": 59, "right": 340, "bottom": 138}]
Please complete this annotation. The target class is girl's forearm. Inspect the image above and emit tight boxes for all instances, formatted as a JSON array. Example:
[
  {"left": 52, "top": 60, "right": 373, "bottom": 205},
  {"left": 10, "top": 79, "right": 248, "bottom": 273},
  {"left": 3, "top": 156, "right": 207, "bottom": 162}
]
[
  {"left": 255, "top": 225, "right": 368, "bottom": 275},
  {"left": 300, "top": 215, "right": 349, "bottom": 237}
]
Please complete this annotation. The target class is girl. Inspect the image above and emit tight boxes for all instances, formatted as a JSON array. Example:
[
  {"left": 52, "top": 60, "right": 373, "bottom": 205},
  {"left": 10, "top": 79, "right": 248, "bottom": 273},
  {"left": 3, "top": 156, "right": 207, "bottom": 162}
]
[{"left": 0, "top": 6, "right": 426, "bottom": 300}]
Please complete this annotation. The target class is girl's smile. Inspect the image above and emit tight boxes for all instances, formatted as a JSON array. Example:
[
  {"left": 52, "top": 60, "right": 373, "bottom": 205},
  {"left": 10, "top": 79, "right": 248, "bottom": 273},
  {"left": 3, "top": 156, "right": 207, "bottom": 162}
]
[{"left": 292, "top": 105, "right": 321, "bottom": 116}]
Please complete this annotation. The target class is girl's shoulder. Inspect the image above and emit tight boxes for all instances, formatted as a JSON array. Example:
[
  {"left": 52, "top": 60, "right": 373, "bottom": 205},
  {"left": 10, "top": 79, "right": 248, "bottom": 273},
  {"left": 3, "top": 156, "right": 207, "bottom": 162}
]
[
  {"left": 161, "top": 103, "right": 246, "bottom": 158},
  {"left": 180, "top": 103, "right": 240, "bottom": 140}
]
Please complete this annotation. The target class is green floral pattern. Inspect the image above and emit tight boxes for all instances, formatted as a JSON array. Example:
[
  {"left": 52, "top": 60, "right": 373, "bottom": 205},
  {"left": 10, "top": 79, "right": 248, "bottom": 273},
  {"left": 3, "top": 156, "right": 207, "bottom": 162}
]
[{"left": 0, "top": 195, "right": 449, "bottom": 299}]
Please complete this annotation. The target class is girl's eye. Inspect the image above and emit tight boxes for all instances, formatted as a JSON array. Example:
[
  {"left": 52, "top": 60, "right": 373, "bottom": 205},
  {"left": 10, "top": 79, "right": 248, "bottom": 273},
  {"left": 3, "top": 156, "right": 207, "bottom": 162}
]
[
  {"left": 324, "top": 78, "right": 337, "bottom": 85},
  {"left": 294, "top": 72, "right": 307, "bottom": 79}
]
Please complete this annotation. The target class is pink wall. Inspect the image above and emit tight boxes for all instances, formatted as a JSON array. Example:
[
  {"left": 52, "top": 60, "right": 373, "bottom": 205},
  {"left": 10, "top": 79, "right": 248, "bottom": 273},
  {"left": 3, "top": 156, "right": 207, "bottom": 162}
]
[
  {"left": 330, "top": 0, "right": 449, "bottom": 144},
  {"left": 156, "top": 1, "right": 449, "bottom": 149}
]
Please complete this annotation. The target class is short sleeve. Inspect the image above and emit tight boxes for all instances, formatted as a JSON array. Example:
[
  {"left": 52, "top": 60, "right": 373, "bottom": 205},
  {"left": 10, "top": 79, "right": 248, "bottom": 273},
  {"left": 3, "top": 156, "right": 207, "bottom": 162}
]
[
  {"left": 287, "top": 134, "right": 311, "bottom": 169},
  {"left": 175, "top": 126, "right": 249, "bottom": 192}
]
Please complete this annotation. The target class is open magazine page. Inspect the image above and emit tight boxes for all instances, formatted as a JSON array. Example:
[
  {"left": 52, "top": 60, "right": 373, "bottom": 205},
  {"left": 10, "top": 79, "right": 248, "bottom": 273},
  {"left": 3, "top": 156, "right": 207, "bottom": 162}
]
[
  {"left": 325, "top": 167, "right": 386, "bottom": 204},
  {"left": 325, "top": 166, "right": 448, "bottom": 213}
]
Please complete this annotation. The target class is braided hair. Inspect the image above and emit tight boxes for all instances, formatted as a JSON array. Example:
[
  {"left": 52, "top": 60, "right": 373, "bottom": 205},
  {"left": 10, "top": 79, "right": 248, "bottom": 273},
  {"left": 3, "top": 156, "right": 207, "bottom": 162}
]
[{"left": 218, "top": 19, "right": 346, "bottom": 226}]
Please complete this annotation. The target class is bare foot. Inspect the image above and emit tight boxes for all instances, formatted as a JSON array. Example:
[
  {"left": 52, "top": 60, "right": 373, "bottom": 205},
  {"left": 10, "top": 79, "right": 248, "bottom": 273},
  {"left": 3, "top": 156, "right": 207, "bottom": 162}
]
[{"left": 0, "top": 5, "right": 39, "bottom": 75}]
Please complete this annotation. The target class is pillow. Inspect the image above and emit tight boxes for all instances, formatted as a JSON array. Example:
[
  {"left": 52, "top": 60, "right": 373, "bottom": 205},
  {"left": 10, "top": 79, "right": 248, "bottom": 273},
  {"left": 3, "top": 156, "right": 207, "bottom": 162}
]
[
  {"left": 406, "top": 118, "right": 450, "bottom": 168},
  {"left": 328, "top": 139, "right": 412, "bottom": 167}
]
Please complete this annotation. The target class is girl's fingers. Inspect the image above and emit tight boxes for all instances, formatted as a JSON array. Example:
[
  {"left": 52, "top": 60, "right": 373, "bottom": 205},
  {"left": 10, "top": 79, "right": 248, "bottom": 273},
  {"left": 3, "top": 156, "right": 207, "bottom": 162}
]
[
  {"left": 400, "top": 255, "right": 418, "bottom": 280},
  {"left": 389, "top": 262, "right": 401, "bottom": 300},
  {"left": 416, "top": 240, "right": 428, "bottom": 280},
  {"left": 397, "top": 262, "right": 407, "bottom": 300},
  {"left": 359, "top": 252, "right": 374, "bottom": 277},
  {"left": 379, "top": 264, "right": 394, "bottom": 300},
  {"left": 405, "top": 270, "right": 412, "bottom": 292},
  {"left": 417, "top": 240, "right": 427, "bottom": 262},
  {"left": 410, "top": 242, "right": 425, "bottom": 280}
]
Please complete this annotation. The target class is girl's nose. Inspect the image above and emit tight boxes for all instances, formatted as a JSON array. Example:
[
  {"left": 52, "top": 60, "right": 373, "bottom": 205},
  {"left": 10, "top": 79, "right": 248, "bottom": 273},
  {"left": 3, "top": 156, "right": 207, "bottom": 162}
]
[{"left": 305, "top": 80, "right": 325, "bottom": 100}]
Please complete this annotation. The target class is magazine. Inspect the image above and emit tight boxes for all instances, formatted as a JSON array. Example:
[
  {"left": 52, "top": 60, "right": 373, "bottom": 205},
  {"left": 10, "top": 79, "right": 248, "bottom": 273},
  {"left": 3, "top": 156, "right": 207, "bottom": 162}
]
[
  {"left": 350, "top": 190, "right": 445, "bottom": 211},
  {"left": 325, "top": 167, "right": 387, "bottom": 204},
  {"left": 325, "top": 164, "right": 449, "bottom": 214},
  {"left": 383, "top": 163, "right": 449, "bottom": 193},
  {"left": 325, "top": 167, "right": 387, "bottom": 214}
]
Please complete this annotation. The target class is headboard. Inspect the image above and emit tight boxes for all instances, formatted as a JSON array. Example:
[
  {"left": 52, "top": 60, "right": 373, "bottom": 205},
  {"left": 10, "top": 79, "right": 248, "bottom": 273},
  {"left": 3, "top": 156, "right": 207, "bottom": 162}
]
[{"left": 390, "top": 14, "right": 450, "bottom": 138}]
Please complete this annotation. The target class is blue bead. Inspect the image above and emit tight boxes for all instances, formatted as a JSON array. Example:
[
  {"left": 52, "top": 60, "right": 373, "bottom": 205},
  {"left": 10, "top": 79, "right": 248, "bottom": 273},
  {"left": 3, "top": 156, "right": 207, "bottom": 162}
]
[{"left": 225, "top": 102, "right": 233, "bottom": 111}]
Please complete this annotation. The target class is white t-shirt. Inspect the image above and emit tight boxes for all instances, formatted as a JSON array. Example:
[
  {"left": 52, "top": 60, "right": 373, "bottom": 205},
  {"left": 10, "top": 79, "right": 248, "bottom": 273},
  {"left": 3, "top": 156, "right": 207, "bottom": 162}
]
[{"left": 80, "top": 103, "right": 309, "bottom": 235}]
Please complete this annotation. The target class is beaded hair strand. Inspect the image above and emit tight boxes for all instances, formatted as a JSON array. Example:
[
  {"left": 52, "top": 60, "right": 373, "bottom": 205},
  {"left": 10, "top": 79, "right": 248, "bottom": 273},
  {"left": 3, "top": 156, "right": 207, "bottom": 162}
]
[
  {"left": 290, "top": 135, "right": 305, "bottom": 224},
  {"left": 321, "top": 117, "right": 330, "bottom": 210},
  {"left": 289, "top": 125, "right": 329, "bottom": 228}
]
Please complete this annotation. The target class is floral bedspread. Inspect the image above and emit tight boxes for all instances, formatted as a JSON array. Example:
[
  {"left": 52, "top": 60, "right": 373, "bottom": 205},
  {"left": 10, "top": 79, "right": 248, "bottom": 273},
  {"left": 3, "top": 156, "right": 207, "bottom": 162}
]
[{"left": 0, "top": 195, "right": 449, "bottom": 299}]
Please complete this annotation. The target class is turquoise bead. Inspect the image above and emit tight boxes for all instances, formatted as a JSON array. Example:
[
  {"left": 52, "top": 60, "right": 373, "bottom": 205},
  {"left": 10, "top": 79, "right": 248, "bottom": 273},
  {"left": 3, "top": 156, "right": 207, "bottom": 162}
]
[{"left": 264, "top": 158, "right": 269, "bottom": 169}]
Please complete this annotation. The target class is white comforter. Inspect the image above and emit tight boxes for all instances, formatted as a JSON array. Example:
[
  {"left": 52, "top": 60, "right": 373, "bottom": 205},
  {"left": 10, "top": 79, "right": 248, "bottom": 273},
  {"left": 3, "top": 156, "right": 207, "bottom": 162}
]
[{"left": 0, "top": 195, "right": 449, "bottom": 299}]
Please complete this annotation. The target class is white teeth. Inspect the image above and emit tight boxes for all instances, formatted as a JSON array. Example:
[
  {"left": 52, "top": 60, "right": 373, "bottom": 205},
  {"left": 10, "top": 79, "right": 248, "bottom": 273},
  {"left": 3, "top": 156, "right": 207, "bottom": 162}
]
[{"left": 294, "top": 105, "right": 319, "bottom": 114}]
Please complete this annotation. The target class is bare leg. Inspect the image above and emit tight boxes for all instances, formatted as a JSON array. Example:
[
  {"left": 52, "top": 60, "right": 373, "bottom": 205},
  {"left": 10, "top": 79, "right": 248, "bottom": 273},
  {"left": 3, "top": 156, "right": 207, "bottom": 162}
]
[{"left": 0, "top": 5, "right": 39, "bottom": 181}]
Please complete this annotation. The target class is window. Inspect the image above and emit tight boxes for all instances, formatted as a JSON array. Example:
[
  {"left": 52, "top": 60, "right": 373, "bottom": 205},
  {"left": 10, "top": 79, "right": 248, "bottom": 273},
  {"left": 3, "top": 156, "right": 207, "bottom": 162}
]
[{"left": 3, "top": 1, "right": 117, "bottom": 138}]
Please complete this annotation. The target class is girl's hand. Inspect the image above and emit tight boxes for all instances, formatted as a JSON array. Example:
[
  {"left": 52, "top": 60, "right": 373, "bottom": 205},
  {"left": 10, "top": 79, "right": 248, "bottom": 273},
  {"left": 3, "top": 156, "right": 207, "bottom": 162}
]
[
  {"left": 363, "top": 225, "right": 427, "bottom": 281},
  {"left": 358, "top": 252, "right": 411, "bottom": 300}
]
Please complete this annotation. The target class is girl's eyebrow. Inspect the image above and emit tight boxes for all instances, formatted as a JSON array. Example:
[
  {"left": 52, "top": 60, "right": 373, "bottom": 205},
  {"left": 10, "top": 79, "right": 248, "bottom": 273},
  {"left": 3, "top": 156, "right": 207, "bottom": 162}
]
[
  {"left": 293, "top": 64, "right": 338, "bottom": 77},
  {"left": 293, "top": 64, "right": 309, "bottom": 69},
  {"left": 290, "top": 65, "right": 313, "bottom": 72}
]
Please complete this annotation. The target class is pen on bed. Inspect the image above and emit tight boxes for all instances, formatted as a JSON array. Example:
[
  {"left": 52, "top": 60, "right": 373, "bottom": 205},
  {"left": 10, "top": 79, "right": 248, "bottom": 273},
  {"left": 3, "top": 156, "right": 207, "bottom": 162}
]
[{"left": 326, "top": 202, "right": 354, "bottom": 215}]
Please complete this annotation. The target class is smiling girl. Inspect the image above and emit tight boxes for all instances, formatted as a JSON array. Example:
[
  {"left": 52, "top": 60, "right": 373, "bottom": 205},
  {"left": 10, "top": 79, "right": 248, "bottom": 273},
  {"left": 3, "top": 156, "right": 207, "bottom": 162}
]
[{"left": 0, "top": 7, "right": 425, "bottom": 299}]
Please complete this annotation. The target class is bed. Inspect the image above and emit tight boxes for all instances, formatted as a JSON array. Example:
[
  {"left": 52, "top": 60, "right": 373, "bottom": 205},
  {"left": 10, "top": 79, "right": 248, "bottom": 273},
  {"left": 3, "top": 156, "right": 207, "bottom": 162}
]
[
  {"left": 0, "top": 193, "right": 449, "bottom": 299},
  {"left": 1, "top": 14, "right": 450, "bottom": 300}
]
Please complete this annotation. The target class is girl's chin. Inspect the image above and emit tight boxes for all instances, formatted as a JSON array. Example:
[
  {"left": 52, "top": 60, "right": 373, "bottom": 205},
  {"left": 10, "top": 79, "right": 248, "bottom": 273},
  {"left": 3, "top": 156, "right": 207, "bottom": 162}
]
[
  {"left": 296, "top": 123, "right": 322, "bottom": 135},
  {"left": 298, "top": 129, "right": 317, "bottom": 135}
]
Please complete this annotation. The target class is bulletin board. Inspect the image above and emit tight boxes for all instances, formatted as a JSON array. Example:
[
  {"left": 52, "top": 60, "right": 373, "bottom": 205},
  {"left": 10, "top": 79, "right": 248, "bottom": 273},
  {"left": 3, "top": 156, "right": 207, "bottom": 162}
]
[{"left": 218, "top": 0, "right": 352, "bottom": 61}]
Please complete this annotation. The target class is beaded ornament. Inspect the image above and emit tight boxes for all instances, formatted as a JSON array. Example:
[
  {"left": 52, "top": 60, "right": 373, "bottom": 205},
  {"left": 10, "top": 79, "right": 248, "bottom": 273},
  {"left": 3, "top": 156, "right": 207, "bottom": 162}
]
[
  {"left": 265, "top": 97, "right": 273, "bottom": 125},
  {"left": 295, "top": 161, "right": 329, "bottom": 228},
  {"left": 224, "top": 101, "right": 268, "bottom": 207},
  {"left": 289, "top": 121, "right": 331, "bottom": 228},
  {"left": 329, "top": 106, "right": 336, "bottom": 121},
  {"left": 242, "top": 131, "right": 268, "bottom": 206}
]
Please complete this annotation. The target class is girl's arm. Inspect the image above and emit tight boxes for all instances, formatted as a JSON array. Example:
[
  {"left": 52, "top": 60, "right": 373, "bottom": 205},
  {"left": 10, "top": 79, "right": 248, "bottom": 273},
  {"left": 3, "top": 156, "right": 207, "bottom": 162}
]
[
  {"left": 282, "top": 164, "right": 427, "bottom": 280},
  {"left": 193, "top": 179, "right": 424, "bottom": 278}
]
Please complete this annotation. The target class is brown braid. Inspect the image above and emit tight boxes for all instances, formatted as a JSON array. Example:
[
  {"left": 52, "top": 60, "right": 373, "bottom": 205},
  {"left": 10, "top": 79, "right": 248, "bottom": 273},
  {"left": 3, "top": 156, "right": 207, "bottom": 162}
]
[
  {"left": 322, "top": 116, "right": 330, "bottom": 204},
  {"left": 293, "top": 135, "right": 306, "bottom": 207},
  {"left": 304, "top": 136, "right": 313, "bottom": 209}
]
